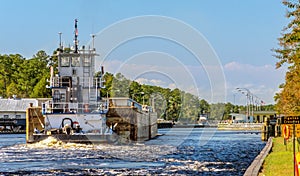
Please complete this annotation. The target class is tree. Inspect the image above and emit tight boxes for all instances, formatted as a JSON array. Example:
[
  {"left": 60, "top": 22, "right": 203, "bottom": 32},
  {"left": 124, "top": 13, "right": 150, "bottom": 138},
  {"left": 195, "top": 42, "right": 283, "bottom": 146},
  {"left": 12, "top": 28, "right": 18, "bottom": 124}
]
[
  {"left": 180, "top": 92, "right": 199, "bottom": 122},
  {"left": 30, "top": 74, "right": 51, "bottom": 98},
  {"left": 129, "top": 81, "right": 142, "bottom": 102},
  {"left": 149, "top": 89, "right": 167, "bottom": 120},
  {"left": 209, "top": 103, "right": 225, "bottom": 120},
  {"left": 274, "top": 1, "right": 300, "bottom": 115},
  {"left": 0, "top": 51, "right": 52, "bottom": 98},
  {"left": 22, "top": 51, "right": 50, "bottom": 97},
  {"left": 6, "top": 82, "right": 18, "bottom": 98},
  {"left": 100, "top": 72, "right": 114, "bottom": 98},
  {"left": 111, "top": 73, "right": 130, "bottom": 97},
  {"left": 199, "top": 99, "right": 210, "bottom": 115},
  {"left": 0, "top": 54, "right": 26, "bottom": 97},
  {"left": 159, "top": 88, "right": 171, "bottom": 120},
  {"left": 167, "top": 88, "right": 182, "bottom": 121}
]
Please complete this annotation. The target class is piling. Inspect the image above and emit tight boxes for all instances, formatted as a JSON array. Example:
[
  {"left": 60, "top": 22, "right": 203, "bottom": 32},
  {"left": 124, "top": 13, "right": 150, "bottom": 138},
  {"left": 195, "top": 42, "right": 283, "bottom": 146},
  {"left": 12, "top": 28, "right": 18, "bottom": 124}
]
[
  {"left": 261, "top": 117, "right": 270, "bottom": 141},
  {"left": 26, "top": 106, "right": 44, "bottom": 143},
  {"left": 275, "top": 118, "right": 281, "bottom": 137}
]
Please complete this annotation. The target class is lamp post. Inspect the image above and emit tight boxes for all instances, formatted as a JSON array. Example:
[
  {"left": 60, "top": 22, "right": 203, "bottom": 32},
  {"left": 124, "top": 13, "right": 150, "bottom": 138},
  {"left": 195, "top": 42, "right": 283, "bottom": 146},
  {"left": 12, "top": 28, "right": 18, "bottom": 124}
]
[
  {"left": 236, "top": 88, "right": 252, "bottom": 120},
  {"left": 254, "top": 96, "right": 264, "bottom": 111}
]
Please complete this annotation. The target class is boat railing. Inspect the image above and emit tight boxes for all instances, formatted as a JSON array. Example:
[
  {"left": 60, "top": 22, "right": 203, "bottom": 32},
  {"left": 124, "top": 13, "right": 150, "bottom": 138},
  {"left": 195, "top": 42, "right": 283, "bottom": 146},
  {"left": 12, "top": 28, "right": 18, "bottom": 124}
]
[
  {"left": 50, "top": 76, "right": 103, "bottom": 88},
  {"left": 42, "top": 101, "right": 108, "bottom": 115},
  {"left": 103, "top": 97, "right": 153, "bottom": 112}
]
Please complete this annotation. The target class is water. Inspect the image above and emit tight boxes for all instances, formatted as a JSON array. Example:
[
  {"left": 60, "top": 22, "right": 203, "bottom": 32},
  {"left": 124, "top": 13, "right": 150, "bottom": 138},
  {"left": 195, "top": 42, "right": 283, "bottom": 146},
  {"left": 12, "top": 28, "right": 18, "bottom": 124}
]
[{"left": 0, "top": 128, "right": 265, "bottom": 175}]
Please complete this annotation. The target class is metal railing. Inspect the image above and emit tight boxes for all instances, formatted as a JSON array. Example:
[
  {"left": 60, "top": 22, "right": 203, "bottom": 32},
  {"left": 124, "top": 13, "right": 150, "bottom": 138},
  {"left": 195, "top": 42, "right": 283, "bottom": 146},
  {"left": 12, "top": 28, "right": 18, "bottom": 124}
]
[
  {"left": 50, "top": 76, "right": 104, "bottom": 88},
  {"left": 42, "top": 101, "right": 108, "bottom": 114}
]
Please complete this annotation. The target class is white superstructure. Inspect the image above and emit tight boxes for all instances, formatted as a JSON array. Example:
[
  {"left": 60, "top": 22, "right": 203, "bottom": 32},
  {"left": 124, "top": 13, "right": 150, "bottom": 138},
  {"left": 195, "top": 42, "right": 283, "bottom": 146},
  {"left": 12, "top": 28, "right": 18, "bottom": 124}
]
[{"left": 41, "top": 19, "right": 109, "bottom": 135}]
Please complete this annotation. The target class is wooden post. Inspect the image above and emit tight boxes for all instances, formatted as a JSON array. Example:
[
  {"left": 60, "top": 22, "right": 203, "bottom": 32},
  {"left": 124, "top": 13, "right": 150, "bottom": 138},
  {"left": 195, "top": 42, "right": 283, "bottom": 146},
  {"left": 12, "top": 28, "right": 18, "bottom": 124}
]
[
  {"left": 25, "top": 107, "right": 44, "bottom": 143},
  {"left": 294, "top": 121, "right": 296, "bottom": 176},
  {"left": 25, "top": 108, "right": 31, "bottom": 143}
]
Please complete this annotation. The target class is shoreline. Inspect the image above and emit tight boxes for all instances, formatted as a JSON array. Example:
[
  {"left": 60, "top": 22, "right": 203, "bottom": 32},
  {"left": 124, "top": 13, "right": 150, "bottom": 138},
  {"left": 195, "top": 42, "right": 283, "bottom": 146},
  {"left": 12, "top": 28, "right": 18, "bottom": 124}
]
[
  {"left": 244, "top": 137, "right": 273, "bottom": 176},
  {"left": 258, "top": 137, "right": 296, "bottom": 175}
]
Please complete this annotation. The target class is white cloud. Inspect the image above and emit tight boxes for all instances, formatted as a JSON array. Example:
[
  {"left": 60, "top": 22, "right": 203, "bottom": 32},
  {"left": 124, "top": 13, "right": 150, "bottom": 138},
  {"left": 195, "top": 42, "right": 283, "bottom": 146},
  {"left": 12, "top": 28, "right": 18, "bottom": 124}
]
[
  {"left": 224, "top": 62, "right": 286, "bottom": 104},
  {"left": 224, "top": 61, "right": 243, "bottom": 70},
  {"left": 224, "top": 61, "right": 276, "bottom": 72},
  {"left": 135, "top": 78, "right": 167, "bottom": 88}
]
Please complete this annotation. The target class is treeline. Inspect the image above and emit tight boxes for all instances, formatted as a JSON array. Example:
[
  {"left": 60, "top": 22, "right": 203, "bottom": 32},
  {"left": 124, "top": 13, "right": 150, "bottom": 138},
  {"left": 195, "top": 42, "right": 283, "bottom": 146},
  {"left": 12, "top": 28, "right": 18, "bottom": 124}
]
[
  {"left": 0, "top": 51, "right": 54, "bottom": 98},
  {"left": 274, "top": 1, "right": 300, "bottom": 115},
  {"left": 98, "top": 73, "right": 274, "bottom": 122},
  {"left": 100, "top": 72, "right": 203, "bottom": 122},
  {"left": 0, "top": 51, "right": 274, "bottom": 122}
]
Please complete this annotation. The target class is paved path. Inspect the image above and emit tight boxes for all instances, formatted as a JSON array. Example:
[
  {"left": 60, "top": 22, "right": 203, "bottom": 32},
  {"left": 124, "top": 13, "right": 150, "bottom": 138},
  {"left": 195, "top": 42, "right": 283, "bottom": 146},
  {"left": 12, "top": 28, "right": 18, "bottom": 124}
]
[{"left": 244, "top": 137, "right": 273, "bottom": 176}]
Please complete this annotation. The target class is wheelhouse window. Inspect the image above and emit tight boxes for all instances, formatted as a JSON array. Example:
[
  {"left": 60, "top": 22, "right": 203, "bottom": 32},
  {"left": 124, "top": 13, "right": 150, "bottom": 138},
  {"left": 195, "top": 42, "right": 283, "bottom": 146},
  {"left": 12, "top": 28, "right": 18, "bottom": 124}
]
[
  {"left": 60, "top": 93, "right": 66, "bottom": 102},
  {"left": 83, "top": 56, "right": 90, "bottom": 67},
  {"left": 61, "top": 57, "right": 70, "bottom": 67},
  {"left": 53, "top": 90, "right": 61, "bottom": 101},
  {"left": 71, "top": 57, "right": 80, "bottom": 67},
  {"left": 3, "top": 115, "right": 9, "bottom": 119}
]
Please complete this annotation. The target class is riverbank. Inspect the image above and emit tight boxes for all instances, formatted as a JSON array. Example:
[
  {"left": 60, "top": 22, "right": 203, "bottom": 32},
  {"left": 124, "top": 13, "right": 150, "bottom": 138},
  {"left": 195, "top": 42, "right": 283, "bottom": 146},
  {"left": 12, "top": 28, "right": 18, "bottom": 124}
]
[
  {"left": 259, "top": 137, "right": 296, "bottom": 176},
  {"left": 244, "top": 137, "right": 272, "bottom": 176}
]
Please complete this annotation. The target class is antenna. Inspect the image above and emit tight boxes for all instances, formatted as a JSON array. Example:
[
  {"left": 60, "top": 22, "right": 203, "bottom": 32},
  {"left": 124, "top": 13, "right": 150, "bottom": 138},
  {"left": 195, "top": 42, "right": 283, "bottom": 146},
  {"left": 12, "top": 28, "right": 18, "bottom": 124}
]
[
  {"left": 74, "top": 19, "right": 78, "bottom": 53},
  {"left": 58, "top": 32, "right": 62, "bottom": 50},
  {"left": 91, "top": 34, "right": 96, "bottom": 50}
]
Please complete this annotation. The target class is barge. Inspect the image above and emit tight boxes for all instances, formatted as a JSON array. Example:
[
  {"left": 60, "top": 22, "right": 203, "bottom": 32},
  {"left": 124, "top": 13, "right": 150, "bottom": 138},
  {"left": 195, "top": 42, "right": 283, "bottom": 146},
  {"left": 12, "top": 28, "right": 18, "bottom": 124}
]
[{"left": 26, "top": 19, "right": 157, "bottom": 144}]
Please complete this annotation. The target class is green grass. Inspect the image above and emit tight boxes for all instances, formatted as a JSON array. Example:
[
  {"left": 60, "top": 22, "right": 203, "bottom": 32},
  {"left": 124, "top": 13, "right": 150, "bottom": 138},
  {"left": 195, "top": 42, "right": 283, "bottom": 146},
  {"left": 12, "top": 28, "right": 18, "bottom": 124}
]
[{"left": 260, "top": 137, "right": 298, "bottom": 176}]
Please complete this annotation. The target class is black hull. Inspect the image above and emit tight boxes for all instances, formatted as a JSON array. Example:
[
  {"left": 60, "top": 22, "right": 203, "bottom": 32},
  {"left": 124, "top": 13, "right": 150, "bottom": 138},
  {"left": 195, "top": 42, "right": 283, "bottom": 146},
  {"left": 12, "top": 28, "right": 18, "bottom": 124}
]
[
  {"left": 28, "top": 134, "right": 119, "bottom": 144},
  {"left": 157, "top": 122, "right": 174, "bottom": 128},
  {"left": 173, "top": 124, "right": 205, "bottom": 128},
  {"left": 0, "top": 130, "right": 25, "bottom": 134}
]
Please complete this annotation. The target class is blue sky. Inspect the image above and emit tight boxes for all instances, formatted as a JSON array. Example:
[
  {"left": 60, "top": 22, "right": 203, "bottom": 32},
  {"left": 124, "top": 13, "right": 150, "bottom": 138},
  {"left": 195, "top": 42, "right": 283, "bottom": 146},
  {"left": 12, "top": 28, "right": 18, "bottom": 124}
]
[{"left": 0, "top": 0, "right": 288, "bottom": 104}]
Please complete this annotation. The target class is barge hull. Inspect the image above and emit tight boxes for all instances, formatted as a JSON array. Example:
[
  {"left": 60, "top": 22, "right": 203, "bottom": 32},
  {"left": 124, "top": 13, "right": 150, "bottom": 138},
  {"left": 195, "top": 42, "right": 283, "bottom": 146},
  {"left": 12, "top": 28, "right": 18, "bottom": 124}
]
[{"left": 28, "top": 134, "right": 118, "bottom": 144}]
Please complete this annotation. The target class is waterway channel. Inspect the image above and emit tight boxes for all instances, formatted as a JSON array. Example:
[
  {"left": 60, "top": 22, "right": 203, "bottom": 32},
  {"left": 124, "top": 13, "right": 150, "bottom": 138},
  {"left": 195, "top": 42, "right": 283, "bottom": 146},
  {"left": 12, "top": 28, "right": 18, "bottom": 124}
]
[{"left": 0, "top": 128, "right": 265, "bottom": 175}]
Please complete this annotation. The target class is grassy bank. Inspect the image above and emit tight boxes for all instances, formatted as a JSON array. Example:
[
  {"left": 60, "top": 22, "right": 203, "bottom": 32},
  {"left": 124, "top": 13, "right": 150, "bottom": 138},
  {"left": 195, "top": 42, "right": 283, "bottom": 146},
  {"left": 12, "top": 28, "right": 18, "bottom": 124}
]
[{"left": 260, "top": 137, "right": 297, "bottom": 176}]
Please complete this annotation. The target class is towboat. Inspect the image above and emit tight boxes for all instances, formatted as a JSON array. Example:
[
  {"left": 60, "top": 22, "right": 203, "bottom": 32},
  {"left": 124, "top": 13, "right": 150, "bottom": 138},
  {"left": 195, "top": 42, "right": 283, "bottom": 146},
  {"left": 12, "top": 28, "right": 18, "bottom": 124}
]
[
  {"left": 26, "top": 19, "right": 157, "bottom": 144},
  {"left": 25, "top": 19, "right": 116, "bottom": 144}
]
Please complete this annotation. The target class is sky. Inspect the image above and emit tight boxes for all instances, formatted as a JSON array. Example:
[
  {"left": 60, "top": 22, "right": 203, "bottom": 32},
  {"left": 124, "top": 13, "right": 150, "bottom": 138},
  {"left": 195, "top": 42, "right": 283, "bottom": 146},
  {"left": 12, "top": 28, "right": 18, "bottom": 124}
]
[{"left": 0, "top": 0, "right": 289, "bottom": 105}]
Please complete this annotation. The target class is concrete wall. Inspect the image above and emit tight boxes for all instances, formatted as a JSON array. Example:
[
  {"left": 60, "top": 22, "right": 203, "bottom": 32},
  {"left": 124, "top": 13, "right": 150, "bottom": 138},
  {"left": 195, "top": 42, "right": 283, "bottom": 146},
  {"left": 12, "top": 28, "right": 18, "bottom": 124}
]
[
  {"left": 136, "top": 111, "right": 157, "bottom": 141},
  {"left": 150, "top": 113, "right": 157, "bottom": 138}
]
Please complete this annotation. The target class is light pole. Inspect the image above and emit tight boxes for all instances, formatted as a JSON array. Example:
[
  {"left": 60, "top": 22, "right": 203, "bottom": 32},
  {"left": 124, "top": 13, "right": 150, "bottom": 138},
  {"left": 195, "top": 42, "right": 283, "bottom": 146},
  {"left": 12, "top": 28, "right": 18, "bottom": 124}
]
[{"left": 236, "top": 88, "right": 252, "bottom": 120}]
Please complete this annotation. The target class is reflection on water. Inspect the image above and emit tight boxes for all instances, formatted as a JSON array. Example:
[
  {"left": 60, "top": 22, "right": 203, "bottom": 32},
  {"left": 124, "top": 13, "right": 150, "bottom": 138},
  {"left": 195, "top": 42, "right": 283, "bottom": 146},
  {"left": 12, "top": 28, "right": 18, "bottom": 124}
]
[{"left": 0, "top": 128, "right": 265, "bottom": 175}]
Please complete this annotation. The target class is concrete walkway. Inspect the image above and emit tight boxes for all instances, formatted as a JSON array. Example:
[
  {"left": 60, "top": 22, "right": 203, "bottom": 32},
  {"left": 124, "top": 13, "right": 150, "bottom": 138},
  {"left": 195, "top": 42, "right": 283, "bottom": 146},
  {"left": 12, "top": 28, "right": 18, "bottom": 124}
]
[{"left": 244, "top": 137, "right": 273, "bottom": 176}]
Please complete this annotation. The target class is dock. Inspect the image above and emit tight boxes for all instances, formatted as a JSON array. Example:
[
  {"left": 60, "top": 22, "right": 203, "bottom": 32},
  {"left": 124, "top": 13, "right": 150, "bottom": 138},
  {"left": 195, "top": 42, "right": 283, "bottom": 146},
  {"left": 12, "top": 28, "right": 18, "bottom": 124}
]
[
  {"left": 0, "top": 118, "right": 26, "bottom": 134},
  {"left": 218, "top": 123, "right": 264, "bottom": 131}
]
